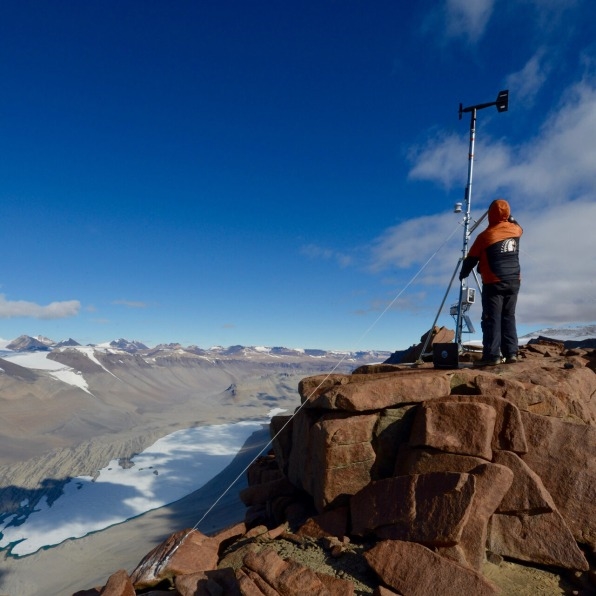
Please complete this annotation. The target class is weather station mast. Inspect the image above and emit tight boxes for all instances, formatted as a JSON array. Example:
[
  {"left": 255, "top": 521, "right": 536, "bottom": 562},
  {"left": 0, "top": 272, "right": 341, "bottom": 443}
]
[
  {"left": 419, "top": 90, "right": 509, "bottom": 367},
  {"left": 454, "top": 90, "right": 509, "bottom": 348}
]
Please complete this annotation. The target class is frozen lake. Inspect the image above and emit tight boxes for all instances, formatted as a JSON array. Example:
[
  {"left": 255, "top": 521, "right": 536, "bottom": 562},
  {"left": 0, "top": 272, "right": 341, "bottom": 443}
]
[{"left": 0, "top": 416, "right": 279, "bottom": 557}]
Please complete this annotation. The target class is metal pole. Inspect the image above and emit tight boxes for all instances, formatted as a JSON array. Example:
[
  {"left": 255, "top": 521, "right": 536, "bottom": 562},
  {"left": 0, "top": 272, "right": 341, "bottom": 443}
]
[{"left": 455, "top": 107, "right": 477, "bottom": 347}]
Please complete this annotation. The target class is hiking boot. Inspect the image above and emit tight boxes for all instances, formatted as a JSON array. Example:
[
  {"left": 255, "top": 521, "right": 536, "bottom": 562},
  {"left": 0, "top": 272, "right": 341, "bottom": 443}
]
[
  {"left": 473, "top": 357, "right": 502, "bottom": 367},
  {"left": 505, "top": 355, "right": 518, "bottom": 364}
]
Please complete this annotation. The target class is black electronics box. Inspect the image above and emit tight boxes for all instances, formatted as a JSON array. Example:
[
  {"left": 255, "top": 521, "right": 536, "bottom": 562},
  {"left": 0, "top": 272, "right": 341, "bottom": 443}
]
[{"left": 432, "top": 343, "right": 459, "bottom": 369}]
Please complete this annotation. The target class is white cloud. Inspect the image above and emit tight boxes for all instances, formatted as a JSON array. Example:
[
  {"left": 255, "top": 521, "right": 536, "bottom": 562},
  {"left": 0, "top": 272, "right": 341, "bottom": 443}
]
[
  {"left": 371, "top": 76, "right": 596, "bottom": 327},
  {"left": 0, "top": 295, "right": 81, "bottom": 319},
  {"left": 516, "top": 199, "right": 596, "bottom": 324},
  {"left": 301, "top": 243, "right": 353, "bottom": 268},
  {"left": 444, "top": 0, "right": 495, "bottom": 42},
  {"left": 409, "top": 77, "right": 596, "bottom": 206},
  {"left": 366, "top": 199, "right": 596, "bottom": 326},
  {"left": 369, "top": 212, "right": 462, "bottom": 274},
  {"left": 112, "top": 299, "right": 148, "bottom": 309},
  {"left": 505, "top": 49, "right": 552, "bottom": 106},
  {"left": 408, "top": 133, "right": 468, "bottom": 190}
]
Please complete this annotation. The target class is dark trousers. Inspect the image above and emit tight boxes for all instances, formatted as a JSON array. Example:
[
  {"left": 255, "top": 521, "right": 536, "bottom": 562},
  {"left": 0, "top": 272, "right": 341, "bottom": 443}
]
[{"left": 481, "top": 281, "right": 520, "bottom": 359}]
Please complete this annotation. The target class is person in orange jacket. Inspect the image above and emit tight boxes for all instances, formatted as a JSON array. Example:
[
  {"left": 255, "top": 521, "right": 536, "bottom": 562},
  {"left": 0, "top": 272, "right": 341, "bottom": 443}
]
[{"left": 459, "top": 199, "right": 523, "bottom": 366}]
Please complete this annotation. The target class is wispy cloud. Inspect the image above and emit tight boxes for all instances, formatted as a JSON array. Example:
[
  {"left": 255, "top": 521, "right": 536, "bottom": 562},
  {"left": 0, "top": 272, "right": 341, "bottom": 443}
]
[
  {"left": 371, "top": 74, "right": 596, "bottom": 326},
  {"left": 505, "top": 49, "right": 552, "bottom": 107},
  {"left": 0, "top": 295, "right": 80, "bottom": 319},
  {"left": 408, "top": 77, "right": 596, "bottom": 206},
  {"left": 300, "top": 244, "right": 353, "bottom": 268},
  {"left": 443, "top": 0, "right": 495, "bottom": 43},
  {"left": 112, "top": 300, "right": 148, "bottom": 309},
  {"left": 369, "top": 213, "right": 462, "bottom": 273}
]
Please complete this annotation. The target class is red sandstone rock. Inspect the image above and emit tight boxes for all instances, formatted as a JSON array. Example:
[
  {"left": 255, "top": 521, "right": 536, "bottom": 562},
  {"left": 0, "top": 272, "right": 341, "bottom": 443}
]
[
  {"left": 391, "top": 449, "right": 514, "bottom": 569},
  {"left": 492, "top": 450, "right": 556, "bottom": 513},
  {"left": 409, "top": 401, "right": 497, "bottom": 460},
  {"left": 299, "top": 370, "right": 451, "bottom": 411},
  {"left": 246, "top": 454, "right": 284, "bottom": 486},
  {"left": 438, "top": 463, "right": 513, "bottom": 569},
  {"left": 373, "top": 587, "right": 400, "bottom": 596},
  {"left": 210, "top": 521, "right": 247, "bottom": 551},
  {"left": 130, "top": 528, "right": 219, "bottom": 590},
  {"left": 395, "top": 446, "right": 487, "bottom": 476},
  {"left": 488, "top": 511, "right": 589, "bottom": 570},
  {"left": 364, "top": 540, "right": 498, "bottom": 596},
  {"left": 239, "top": 476, "right": 298, "bottom": 506},
  {"left": 242, "top": 547, "right": 333, "bottom": 594},
  {"left": 288, "top": 410, "right": 378, "bottom": 511},
  {"left": 98, "top": 570, "right": 135, "bottom": 596},
  {"left": 315, "top": 571, "right": 355, "bottom": 595},
  {"left": 236, "top": 567, "right": 278, "bottom": 595},
  {"left": 175, "top": 567, "right": 240, "bottom": 596},
  {"left": 296, "top": 507, "right": 349, "bottom": 540},
  {"left": 269, "top": 414, "right": 293, "bottom": 474},
  {"left": 434, "top": 394, "right": 528, "bottom": 453},
  {"left": 470, "top": 373, "right": 568, "bottom": 418},
  {"left": 520, "top": 410, "right": 596, "bottom": 546},
  {"left": 351, "top": 472, "right": 475, "bottom": 546}
]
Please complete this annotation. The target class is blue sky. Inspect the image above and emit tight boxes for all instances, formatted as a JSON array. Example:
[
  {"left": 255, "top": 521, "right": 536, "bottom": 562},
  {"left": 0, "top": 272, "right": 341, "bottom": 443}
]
[{"left": 1, "top": 0, "right": 595, "bottom": 351}]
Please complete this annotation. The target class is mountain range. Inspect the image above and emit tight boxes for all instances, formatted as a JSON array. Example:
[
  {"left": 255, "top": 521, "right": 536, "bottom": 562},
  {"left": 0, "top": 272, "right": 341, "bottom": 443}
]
[{"left": 2, "top": 334, "right": 392, "bottom": 360}]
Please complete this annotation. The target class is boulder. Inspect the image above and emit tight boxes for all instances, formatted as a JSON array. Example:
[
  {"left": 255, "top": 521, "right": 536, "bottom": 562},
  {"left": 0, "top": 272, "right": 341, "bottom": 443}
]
[
  {"left": 433, "top": 394, "right": 528, "bottom": 453},
  {"left": 269, "top": 414, "right": 293, "bottom": 475},
  {"left": 299, "top": 370, "right": 451, "bottom": 411},
  {"left": 488, "top": 511, "right": 589, "bottom": 571},
  {"left": 241, "top": 547, "right": 345, "bottom": 594},
  {"left": 364, "top": 540, "right": 498, "bottom": 596},
  {"left": 288, "top": 410, "right": 378, "bottom": 511},
  {"left": 409, "top": 401, "right": 497, "bottom": 460},
  {"left": 491, "top": 450, "right": 555, "bottom": 514},
  {"left": 130, "top": 529, "right": 219, "bottom": 590},
  {"left": 393, "top": 449, "right": 513, "bottom": 570},
  {"left": 239, "top": 476, "right": 298, "bottom": 507},
  {"left": 394, "top": 446, "right": 487, "bottom": 477},
  {"left": 520, "top": 411, "right": 596, "bottom": 546},
  {"left": 351, "top": 472, "right": 475, "bottom": 546},
  {"left": 370, "top": 405, "right": 417, "bottom": 479},
  {"left": 174, "top": 568, "right": 240, "bottom": 596},
  {"left": 99, "top": 569, "right": 135, "bottom": 596},
  {"left": 296, "top": 507, "right": 349, "bottom": 540}
]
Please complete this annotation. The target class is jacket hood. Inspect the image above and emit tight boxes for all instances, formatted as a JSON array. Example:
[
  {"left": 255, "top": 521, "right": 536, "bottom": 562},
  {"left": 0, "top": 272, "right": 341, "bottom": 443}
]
[{"left": 488, "top": 199, "right": 511, "bottom": 225}]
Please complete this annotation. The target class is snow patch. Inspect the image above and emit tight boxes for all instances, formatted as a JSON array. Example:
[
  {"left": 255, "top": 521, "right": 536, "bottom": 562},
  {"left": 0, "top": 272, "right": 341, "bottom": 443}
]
[{"left": 0, "top": 419, "right": 268, "bottom": 556}]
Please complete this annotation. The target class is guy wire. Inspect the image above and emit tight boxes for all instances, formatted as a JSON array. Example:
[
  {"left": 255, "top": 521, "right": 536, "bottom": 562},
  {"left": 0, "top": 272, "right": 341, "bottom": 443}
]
[{"left": 155, "top": 219, "right": 463, "bottom": 571}]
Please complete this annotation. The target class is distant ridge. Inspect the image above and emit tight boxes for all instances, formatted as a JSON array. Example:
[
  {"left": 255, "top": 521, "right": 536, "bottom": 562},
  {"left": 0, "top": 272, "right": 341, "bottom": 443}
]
[
  {"left": 0, "top": 334, "right": 392, "bottom": 362},
  {"left": 521, "top": 324, "right": 596, "bottom": 349},
  {"left": 521, "top": 324, "right": 596, "bottom": 341}
]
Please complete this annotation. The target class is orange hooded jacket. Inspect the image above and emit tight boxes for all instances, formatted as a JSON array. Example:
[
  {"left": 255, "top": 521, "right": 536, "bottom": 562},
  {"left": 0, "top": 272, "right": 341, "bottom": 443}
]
[{"left": 460, "top": 199, "right": 522, "bottom": 285}]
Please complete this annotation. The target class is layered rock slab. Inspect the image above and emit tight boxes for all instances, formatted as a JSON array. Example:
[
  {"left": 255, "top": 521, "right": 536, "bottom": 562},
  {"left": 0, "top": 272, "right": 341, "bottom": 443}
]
[
  {"left": 364, "top": 539, "right": 498, "bottom": 596},
  {"left": 287, "top": 410, "right": 378, "bottom": 512},
  {"left": 395, "top": 449, "right": 513, "bottom": 569},
  {"left": 299, "top": 370, "right": 451, "bottom": 411},
  {"left": 129, "top": 528, "right": 219, "bottom": 589},
  {"left": 488, "top": 510, "right": 589, "bottom": 571},
  {"left": 409, "top": 401, "right": 497, "bottom": 460},
  {"left": 351, "top": 472, "right": 476, "bottom": 546},
  {"left": 520, "top": 410, "right": 596, "bottom": 547},
  {"left": 240, "top": 547, "right": 354, "bottom": 595}
]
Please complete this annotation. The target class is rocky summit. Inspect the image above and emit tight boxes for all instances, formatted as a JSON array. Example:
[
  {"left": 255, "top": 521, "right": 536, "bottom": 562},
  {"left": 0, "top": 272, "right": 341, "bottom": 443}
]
[{"left": 72, "top": 338, "right": 596, "bottom": 595}]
